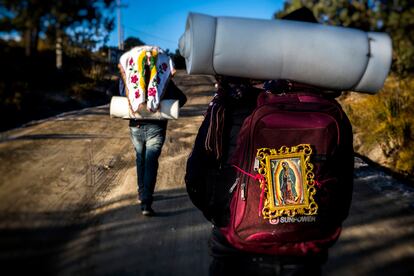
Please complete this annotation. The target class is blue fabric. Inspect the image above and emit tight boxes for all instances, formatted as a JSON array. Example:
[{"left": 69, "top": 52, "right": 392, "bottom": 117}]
[
  {"left": 119, "top": 79, "right": 126, "bottom": 96},
  {"left": 130, "top": 124, "right": 166, "bottom": 206}
]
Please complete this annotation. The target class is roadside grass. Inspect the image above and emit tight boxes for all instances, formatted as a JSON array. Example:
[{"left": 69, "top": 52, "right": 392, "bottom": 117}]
[
  {"left": 339, "top": 74, "right": 414, "bottom": 176},
  {"left": 0, "top": 43, "right": 117, "bottom": 131}
]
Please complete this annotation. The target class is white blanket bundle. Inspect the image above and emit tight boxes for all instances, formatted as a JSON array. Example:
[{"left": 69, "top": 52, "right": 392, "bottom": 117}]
[
  {"left": 118, "top": 46, "right": 175, "bottom": 112},
  {"left": 111, "top": 45, "right": 179, "bottom": 120}
]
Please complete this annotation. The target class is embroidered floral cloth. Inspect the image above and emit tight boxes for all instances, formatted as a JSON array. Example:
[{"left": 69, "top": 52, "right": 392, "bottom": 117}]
[{"left": 119, "top": 46, "right": 175, "bottom": 112}]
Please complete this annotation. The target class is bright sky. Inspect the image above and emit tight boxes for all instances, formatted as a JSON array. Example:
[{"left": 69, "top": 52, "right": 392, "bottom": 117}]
[{"left": 108, "top": 0, "right": 285, "bottom": 51}]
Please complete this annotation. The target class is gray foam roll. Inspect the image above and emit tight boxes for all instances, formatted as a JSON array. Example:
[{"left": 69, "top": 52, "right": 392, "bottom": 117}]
[{"left": 179, "top": 13, "right": 392, "bottom": 94}]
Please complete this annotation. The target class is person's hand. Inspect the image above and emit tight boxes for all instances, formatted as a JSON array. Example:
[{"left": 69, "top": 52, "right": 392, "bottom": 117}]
[{"left": 147, "top": 106, "right": 157, "bottom": 113}]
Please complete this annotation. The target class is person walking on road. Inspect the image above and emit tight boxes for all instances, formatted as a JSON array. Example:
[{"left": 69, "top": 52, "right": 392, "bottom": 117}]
[{"left": 119, "top": 46, "right": 187, "bottom": 216}]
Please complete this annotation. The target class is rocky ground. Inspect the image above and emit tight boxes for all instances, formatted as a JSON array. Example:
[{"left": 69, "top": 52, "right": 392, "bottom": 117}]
[{"left": 0, "top": 71, "right": 413, "bottom": 275}]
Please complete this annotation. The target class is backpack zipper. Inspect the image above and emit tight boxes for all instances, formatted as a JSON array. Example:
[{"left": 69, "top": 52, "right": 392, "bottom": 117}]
[
  {"left": 228, "top": 177, "right": 247, "bottom": 201},
  {"left": 241, "top": 182, "right": 246, "bottom": 201},
  {"left": 229, "top": 177, "right": 239, "bottom": 193}
]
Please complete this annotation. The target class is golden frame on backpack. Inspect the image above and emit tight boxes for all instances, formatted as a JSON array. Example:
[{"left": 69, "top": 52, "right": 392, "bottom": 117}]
[{"left": 256, "top": 144, "right": 318, "bottom": 221}]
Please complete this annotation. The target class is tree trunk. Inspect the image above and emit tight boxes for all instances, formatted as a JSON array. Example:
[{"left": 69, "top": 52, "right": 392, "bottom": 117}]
[
  {"left": 24, "top": 29, "right": 32, "bottom": 57},
  {"left": 24, "top": 28, "right": 38, "bottom": 57},
  {"left": 56, "top": 27, "right": 63, "bottom": 70}
]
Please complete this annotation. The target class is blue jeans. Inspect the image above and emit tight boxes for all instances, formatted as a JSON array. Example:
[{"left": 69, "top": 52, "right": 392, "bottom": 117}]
[{"left": 130, "top": 123, "right": 166, "bottom": 206}]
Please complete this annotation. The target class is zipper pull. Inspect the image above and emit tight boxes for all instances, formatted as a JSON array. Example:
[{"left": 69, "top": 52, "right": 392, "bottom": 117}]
[
  {"left": 229, "top": 177, "right": 239, "bottom": 194},
  {"left": 241, "top": 182, "right": 246, "bottom": 201},
  {"left": 253, "top": 157, "right": 259, "bottom": 172}
]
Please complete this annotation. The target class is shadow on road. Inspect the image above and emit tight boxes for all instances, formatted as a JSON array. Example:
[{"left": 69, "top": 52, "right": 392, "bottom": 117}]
[
  {"left": 1, "top": 171, "right": 414, "bottom": 276},
  {"left": 179, "top": 104, "right": 209, "bottom": 117},
  {"left": 1, "top": 133, "right": 130, "bottom": 142},
  {"left": 0, "top": 188, "right": 211, "bottom": 275},
  {"left": 324, "top": 158, "right": 414, "bottom": 276}
]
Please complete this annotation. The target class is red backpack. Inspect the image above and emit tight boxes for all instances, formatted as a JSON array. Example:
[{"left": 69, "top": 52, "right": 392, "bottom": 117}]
[{"left": 220, "top": 91, "right": 354, "bottom": 256}]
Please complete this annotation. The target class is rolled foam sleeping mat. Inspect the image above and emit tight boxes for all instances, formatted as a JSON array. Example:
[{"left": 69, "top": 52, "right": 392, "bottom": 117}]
[
  {"left": 179, "top": 13, "right": 392, "bottom": 94},
  {"left": 110, "top": 96, "right": 179, "bottom": 120}
]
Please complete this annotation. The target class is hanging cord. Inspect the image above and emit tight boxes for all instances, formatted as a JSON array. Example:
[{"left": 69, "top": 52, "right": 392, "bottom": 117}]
[
  {"left": 232, "top": 165, "right": 266, "bottom": 217},
  {"left": 205, "top": 99, "right": 225, "bottom": 160}
]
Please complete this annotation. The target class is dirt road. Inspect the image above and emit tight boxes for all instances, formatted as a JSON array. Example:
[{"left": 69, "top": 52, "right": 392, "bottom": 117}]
[{"left": 0, "top": 72, "right": 413, "bottom": 275}]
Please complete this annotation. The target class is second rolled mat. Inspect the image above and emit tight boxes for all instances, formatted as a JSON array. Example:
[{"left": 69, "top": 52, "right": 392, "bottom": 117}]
[{"left": 110, "top": 97, "right": 179, "bottom": 120}]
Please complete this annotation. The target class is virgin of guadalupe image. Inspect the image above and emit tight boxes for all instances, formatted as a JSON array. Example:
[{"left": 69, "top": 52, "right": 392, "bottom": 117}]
[
  {"left": 272, "top": 159, "right": 304, "bottom": 206},
  {"left": 281, "top": 161, "right": 298, "bottom": 204}
]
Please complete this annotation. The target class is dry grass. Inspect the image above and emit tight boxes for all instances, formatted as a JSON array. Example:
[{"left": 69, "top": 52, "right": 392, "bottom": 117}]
[{"left": 339, "top": 75, "right": 414, "bottom": 176}]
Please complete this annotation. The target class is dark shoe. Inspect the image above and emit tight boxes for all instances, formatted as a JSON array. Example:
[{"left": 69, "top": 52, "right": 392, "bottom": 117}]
[{"left": 141, "top": 205, "right": 155, "bottom": 216}]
